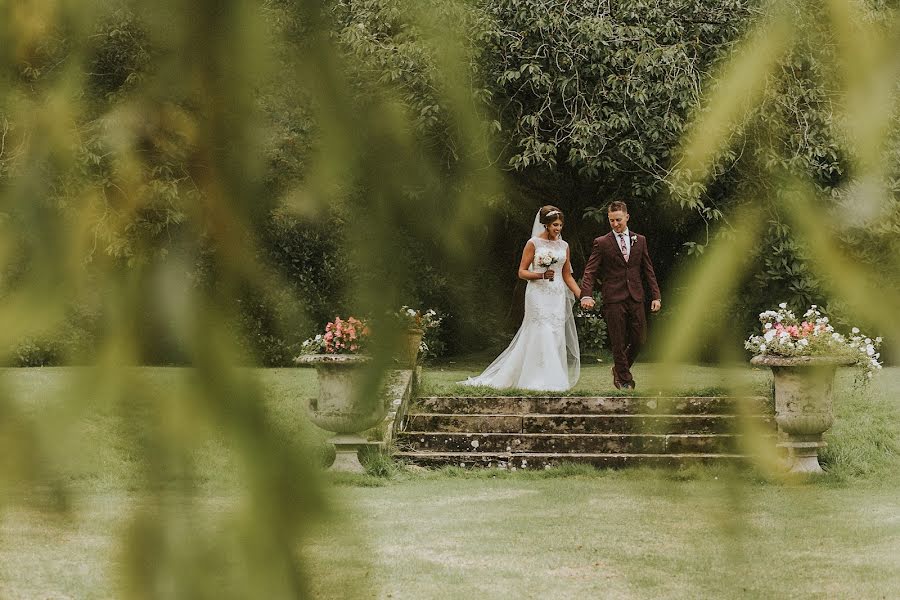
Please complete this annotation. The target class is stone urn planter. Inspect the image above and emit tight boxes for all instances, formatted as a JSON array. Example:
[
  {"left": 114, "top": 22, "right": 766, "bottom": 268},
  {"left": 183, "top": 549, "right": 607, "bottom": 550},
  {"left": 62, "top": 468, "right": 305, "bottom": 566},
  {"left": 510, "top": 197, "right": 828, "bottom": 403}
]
[
  {"left": 295, "top": 354, "right": 387, "bottom": 472},
  {"left": 396, "top": 328, "right": 424, "bottom": 368},
  {"left": 750, "top": 355, "right": 855, "bottom": 474}
]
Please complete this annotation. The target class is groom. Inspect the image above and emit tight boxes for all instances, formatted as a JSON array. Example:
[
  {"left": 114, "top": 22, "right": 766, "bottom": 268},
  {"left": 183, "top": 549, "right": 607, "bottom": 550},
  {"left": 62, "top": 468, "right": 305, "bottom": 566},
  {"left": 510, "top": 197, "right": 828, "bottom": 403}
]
[{"left": 579, "top": 201, "right": 661, "bottom": 389}]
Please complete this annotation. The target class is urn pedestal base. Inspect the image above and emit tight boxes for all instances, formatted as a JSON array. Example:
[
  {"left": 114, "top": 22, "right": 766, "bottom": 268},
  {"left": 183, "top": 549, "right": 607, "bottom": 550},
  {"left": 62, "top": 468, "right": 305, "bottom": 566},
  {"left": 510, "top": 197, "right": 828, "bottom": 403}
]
[
  {"left": 777, "top": 440, "right": 828, "bottom": 475},
  {"left": 330, "top": 434, "right": 381, "bottom": 473}
]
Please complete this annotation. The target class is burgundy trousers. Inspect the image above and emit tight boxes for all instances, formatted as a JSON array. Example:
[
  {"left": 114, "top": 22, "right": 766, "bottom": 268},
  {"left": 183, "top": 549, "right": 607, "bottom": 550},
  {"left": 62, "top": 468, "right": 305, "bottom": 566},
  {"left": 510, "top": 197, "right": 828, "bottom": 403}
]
[{"left": 602, "top": 300, "right": 647, "bottom": 385}]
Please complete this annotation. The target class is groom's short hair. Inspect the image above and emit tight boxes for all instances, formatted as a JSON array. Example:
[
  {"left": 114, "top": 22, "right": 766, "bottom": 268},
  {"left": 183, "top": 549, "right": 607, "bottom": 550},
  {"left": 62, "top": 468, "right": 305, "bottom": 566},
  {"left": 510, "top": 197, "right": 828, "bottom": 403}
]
[{"left": 608, "top": 201, "right": 628, "bottom": 214}]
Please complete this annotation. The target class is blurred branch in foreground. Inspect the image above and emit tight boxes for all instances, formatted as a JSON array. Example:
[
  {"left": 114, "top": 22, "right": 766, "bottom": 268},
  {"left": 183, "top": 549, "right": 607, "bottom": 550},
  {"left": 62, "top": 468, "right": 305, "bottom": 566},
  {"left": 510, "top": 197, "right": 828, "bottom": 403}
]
[{"left": 1, "top": 0, "right": 499, "bottom": 596}]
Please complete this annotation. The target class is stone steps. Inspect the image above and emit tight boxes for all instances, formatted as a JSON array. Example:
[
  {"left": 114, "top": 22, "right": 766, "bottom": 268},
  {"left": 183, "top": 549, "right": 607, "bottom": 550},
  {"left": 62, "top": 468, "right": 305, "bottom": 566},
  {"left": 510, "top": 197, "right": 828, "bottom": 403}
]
[
  {"left": 394, "top": 395, "right": 775, "bottom": 470},
  {"left": 405, "top": 413, "right": 775, "bottom": 435},
  {"left": 413, "top": 395, "right": 771, "bottom": 415},
  {"left": 393, "top": 451, "right": 751, "bottom": 470},
  {"left": 396, "top": 432, "right": 773, "bottom": 454}
]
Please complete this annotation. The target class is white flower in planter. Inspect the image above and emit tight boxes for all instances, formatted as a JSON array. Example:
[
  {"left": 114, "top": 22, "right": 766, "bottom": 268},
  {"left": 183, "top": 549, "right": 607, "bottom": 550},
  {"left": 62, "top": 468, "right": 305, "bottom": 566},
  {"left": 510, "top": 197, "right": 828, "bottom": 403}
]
[{"left": 746, "top": 303, "right": 883, "bottom": 379}]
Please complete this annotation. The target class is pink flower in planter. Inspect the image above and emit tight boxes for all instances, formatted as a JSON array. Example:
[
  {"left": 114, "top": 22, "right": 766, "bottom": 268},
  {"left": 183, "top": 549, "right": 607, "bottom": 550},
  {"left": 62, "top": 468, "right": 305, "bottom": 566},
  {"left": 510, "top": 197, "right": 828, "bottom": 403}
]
[{"left": 300, "top": 316, "right": 371, "bottom": 356}]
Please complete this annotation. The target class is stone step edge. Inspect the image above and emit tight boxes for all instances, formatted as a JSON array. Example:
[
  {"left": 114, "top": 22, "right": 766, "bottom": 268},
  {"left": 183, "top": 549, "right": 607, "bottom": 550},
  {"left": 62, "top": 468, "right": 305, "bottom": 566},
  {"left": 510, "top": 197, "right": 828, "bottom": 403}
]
[
  {"left": 395, "top": 452, "right": 758, "bottom": 470},
  {"left": 394, "top": 451, "right": 750, "bottom": 459},
  {"left": 415, "top": 395, "right": 768, "bottom": 400},
  {"left": 398, "top": 432, "right": 769, "bottom": 438},
  {"left": 411, "top": 396, "right": 771, "bottom": 410},
  {"left": 408, "top": 413, "right": 774, "bottom": 418}
]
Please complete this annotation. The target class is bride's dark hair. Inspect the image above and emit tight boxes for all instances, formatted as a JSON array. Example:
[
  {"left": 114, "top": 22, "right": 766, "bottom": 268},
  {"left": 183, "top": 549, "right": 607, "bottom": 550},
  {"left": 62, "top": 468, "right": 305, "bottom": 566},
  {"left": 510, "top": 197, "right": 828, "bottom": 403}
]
[{"left": 539, "top": 205, "right": 564, "bottom": 224}]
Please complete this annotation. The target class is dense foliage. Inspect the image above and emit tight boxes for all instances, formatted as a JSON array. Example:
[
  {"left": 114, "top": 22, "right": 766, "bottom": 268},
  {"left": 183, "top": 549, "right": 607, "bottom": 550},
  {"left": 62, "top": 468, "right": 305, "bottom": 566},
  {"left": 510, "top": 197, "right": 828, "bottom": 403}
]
[{"left": 486, "top": 0, "right": 751, "bottom": 187}]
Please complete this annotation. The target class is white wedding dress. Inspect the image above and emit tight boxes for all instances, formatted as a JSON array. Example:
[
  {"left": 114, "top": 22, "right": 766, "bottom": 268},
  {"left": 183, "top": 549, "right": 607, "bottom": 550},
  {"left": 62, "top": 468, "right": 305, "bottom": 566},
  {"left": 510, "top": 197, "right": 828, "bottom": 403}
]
[{"left": 461, "top": 236, "right": 580, "bottom": 392}]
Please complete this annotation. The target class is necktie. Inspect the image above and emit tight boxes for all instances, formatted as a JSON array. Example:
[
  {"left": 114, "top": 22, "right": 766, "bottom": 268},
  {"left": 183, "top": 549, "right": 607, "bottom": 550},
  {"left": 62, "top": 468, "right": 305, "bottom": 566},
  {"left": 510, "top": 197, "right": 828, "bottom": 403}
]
[{"left": 619, "top": 234, "right": 629, "bottom": 261}]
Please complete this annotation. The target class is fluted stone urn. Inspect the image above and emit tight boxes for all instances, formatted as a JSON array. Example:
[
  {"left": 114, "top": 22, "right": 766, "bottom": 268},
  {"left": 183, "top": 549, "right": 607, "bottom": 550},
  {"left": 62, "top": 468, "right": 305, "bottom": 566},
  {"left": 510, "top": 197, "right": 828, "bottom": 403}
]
[
  {"left": 396, "top": 328, "right": 424, "bottom": 368},
  {"left": 751, "top": 355, "right": 854, "bottom": 474},
  {"left": 295, "top": 354, "right": 387, "bottom": 472}
]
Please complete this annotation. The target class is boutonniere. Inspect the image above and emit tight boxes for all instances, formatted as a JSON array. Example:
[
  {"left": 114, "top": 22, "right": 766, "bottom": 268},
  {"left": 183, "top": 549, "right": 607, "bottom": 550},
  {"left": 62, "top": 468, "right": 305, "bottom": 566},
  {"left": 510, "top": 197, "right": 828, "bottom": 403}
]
[{"left": 630, "top": 234, "right": 637, "bottom": 244}]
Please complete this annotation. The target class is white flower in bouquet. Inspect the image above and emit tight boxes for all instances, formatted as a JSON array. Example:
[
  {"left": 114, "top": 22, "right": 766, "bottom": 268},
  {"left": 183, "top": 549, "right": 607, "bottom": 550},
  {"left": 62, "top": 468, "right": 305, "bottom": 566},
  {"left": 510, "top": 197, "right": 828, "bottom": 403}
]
[{"left": 535, "top": 249, "right": 558, "bottom": 269}]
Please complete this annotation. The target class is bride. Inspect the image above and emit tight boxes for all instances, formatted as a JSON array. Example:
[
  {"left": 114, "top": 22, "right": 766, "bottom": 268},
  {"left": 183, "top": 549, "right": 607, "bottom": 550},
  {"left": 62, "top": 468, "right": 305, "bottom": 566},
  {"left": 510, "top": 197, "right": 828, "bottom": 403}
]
[{"left": 461, "top": 205, "right": 581, "bottom": 391}]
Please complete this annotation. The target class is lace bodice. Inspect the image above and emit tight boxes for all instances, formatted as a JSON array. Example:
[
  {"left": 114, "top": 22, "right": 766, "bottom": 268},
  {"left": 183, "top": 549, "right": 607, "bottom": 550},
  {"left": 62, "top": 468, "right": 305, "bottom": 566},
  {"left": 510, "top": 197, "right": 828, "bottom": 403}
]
[
  {"left": 525, "top": 236, "right": 569, "bottom": 328},
  {"left": 529, "top": 236, "right": 568, "bottom": 284}
]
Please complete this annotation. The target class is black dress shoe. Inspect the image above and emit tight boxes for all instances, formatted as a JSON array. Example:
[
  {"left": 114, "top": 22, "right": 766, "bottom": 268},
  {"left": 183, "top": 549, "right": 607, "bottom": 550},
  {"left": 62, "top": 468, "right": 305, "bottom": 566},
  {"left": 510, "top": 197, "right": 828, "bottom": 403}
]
[
  {"left": 611, "top": 366, "right": 623, "bottom": 389},
  {"left": 623, "top": 381, "right": 636, "bottom": 390}
]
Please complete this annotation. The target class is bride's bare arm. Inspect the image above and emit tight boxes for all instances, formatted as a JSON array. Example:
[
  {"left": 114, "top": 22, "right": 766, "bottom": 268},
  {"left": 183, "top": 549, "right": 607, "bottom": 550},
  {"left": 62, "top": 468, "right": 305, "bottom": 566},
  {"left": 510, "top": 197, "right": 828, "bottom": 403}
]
[
  {"left": 563, "top": 247, "right": 581, "bottom": 296},
  {"left": 518, "top": 241, "right": 546, "bottom": 281}
]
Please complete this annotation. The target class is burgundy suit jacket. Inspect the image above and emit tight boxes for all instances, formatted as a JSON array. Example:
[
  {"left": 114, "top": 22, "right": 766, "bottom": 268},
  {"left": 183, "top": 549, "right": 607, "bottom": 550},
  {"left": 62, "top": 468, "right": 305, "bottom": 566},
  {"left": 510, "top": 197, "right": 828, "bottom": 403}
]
[{"left": 579, "top": 231, "right": 661, "bottom": 305}]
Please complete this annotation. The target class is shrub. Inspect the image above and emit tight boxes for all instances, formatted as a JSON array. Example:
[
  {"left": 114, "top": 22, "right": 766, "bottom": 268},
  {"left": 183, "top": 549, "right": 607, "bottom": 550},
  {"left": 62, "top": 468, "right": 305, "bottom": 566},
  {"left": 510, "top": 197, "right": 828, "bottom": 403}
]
[
  {"left": 14, "top": 338, "right": 63, "bottom": 367},
  {"left": 575, "top": 293, "right": 608, "bottom": 356}
]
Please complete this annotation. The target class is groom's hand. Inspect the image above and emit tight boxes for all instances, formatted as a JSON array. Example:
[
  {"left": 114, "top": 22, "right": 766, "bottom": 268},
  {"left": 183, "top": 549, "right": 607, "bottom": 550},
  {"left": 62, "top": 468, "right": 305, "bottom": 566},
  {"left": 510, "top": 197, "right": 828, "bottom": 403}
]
[
  {"left": 650, "top": 299, "right": 661, "bottom": 312},
  {"left": 580, "top": 297, "right": 595, "bottom": 310}
]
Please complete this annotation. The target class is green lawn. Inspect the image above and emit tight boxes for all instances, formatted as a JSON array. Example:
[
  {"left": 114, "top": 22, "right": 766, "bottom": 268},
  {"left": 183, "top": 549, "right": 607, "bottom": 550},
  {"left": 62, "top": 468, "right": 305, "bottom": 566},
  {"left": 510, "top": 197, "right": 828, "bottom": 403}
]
[
  {"left": 308, "top": 475, "right": 900, "bottom": 599},
  {"left": 1, "top": 364, "right": 898, "bottom": 598}
]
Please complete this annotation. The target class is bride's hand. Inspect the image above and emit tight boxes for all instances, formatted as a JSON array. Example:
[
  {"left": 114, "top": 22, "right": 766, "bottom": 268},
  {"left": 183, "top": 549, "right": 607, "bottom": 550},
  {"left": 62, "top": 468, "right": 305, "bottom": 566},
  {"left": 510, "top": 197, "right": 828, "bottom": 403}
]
[{"left": 543, "top": 269, "right": 555, "bottom": 281}]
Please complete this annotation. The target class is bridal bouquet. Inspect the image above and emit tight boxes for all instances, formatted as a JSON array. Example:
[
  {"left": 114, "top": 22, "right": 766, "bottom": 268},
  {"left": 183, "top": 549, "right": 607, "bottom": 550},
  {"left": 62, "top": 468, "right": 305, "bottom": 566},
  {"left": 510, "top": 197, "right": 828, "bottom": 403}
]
[
  {"left": 745, "top": 303, "right": 883, "bottom": 378},
  {"left": 300, "top": 316, "right": 370, "bottom": 355},
  {"left": 535, "top": 249, "right": 558, "bottom": 269}
]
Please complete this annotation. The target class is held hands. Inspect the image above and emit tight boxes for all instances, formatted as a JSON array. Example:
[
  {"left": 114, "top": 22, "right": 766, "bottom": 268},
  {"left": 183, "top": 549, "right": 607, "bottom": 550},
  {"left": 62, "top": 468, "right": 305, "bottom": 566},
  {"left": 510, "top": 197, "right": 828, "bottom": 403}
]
[
  {"left": 578, "top": 297, "right": 659, "bottom": 311},
  {"left": 542, "top": 269, "right": 555, "bottom": 281}
]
